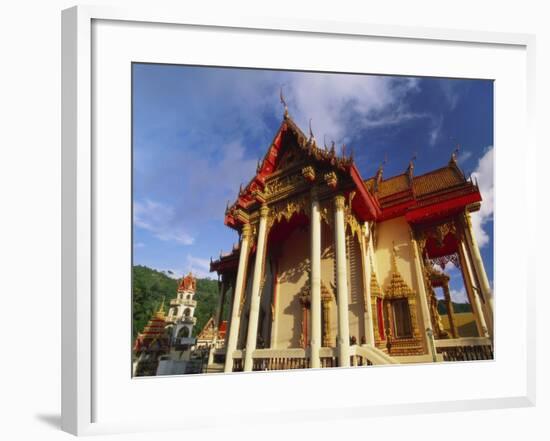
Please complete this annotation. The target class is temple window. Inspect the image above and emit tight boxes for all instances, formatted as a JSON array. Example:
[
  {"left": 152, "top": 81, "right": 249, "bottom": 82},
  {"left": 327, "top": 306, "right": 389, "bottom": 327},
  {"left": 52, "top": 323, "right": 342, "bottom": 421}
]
[{"left": 391, "top": 299, "right": 412, "bottom": 338}]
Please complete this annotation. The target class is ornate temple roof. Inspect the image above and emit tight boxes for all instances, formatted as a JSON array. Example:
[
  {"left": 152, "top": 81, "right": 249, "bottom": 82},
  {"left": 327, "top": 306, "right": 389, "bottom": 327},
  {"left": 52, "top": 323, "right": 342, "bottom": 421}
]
[
  {"left": 212, "top": 108, "right": 482, "bottom": 276},
  {"left": 224, "top": 112, "right": 380, "bottom": 230},
  {"left": 364, "top": 160, "right": 468, "bottom": 200},
  {"left": 196, "top": 317, "right": 227, "bottom": 341},
  {"left": 178, "top": 272, "right": 196, "bottom": 293},
  {"left": 133, "top": 300, "right": 169, "bottom": 352}
]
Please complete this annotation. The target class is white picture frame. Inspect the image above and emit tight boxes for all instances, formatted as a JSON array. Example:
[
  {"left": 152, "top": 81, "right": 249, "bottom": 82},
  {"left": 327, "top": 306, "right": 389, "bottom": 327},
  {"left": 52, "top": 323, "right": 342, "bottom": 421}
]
[{"left": 62, "top": 5, "right": 536, "bottom": 436}]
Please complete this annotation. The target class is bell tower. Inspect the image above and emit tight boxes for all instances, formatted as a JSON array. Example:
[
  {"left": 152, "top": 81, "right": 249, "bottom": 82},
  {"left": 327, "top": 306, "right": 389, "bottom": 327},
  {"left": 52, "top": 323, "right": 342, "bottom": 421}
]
[{"left": 167, "top": 272, "right": 198, "bottom": 350}]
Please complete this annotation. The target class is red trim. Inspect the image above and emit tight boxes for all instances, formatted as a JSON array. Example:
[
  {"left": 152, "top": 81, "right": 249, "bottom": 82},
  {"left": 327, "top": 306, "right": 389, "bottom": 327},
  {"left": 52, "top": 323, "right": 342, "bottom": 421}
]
[
  {"left": 377, "top": 298, "right": 385, "bottom": 340},
  {"left": 350, "top": 164, "right": 380, "bottom": 221},
  {"left": 405, "top": 192, "right": 482, "bottom": 224}
]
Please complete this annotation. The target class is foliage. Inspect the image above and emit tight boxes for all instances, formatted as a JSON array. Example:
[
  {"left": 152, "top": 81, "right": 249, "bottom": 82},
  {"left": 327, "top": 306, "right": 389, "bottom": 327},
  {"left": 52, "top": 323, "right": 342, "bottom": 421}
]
[
  {"left": 437, "top": 300, "right": 472, "bottom": 315},
  {"left": 132, "top": 265, "right": 223, "bottom": 340}
]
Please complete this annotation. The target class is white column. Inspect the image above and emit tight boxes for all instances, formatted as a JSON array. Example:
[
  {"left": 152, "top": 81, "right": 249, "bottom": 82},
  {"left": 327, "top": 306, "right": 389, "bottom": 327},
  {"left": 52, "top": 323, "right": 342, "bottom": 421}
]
[
  {"left": 224, "top": 224, "right": 251, "bottom": 373},
  {"left": 463, "top": 212, "right": 494, "bottom": 336},
  {"left": 459, "top": 239, "right": 490, "bottom": 338},
  {"left": 410, "top": 233, "right": 437, "bottom": 361},
  {"left": 334, "top": 195, "right": 351, "bottom": 367},
  {"left": 361, "top": 222, "right": 375, "bottom": 346},
  {"left": 310, "top": 188, "right": 322, "bottom": 368},
  {"left": 209, "top": 278, "right": 225, "bottom": 365},
  {"left": 244, "top": 205, "right": 269, "bottom": 372}
]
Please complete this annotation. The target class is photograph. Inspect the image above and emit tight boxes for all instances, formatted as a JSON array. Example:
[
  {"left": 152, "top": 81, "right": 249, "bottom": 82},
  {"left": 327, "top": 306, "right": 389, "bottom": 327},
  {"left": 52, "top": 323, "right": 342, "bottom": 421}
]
[{"left": 131, "top": 64, "right": 494, "bottom": 377}]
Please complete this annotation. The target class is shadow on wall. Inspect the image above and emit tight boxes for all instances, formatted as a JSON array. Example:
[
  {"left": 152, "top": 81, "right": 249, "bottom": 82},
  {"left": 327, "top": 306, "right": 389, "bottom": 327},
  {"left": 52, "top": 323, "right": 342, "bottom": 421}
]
[{"left": 282, "top": 292, "right": 303, "bottom": 348}]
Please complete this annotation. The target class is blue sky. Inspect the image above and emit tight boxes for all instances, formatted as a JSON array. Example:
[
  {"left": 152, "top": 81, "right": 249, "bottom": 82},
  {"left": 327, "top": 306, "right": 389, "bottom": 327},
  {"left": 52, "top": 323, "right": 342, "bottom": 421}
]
[{"left": 132, "top": 64, "right": 494, "bottom": 303}]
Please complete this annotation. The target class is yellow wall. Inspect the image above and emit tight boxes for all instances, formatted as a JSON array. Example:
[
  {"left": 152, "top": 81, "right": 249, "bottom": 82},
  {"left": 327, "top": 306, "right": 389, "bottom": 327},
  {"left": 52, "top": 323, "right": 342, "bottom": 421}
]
[
  {"left": 373, "top": 216, "right": 426, "bottom": 351},
  {"left": 274, "top": 226, "right": 309, "bottom": 349}
]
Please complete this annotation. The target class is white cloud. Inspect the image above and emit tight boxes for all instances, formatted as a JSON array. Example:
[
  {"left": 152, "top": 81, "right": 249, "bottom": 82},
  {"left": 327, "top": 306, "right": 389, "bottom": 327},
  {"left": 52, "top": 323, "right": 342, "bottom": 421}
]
[
  {"left": 470, "top": 147, "right": 494, "bottom": 248},
  {"left": 429, "top": 116, "right": 443, "bottom": 147},
  {"left": 281, "top": 74, "right": 423, "bottom": 144},
  {"left": 134, "top": 199, "right": 194, "bottom": 245},
  {"left": 186, "top": 254, "right": 212, "bottom": 278},
  {"left": 440, "top": 82, "right": 461, "bottom": 110},
  {"left": 133, "top": 242, "right": 145, "bottom": 248},
  {"left": 174, "top": 140, "right": 257, "bottom": 223},
  {"left": 450, "top": 288, "right": 469, "bottom": 304},
  {"left": 457, "top": 150, "right": 472, "bottom": 164},
  {"left": 160, "top": 255, "right": 213, "bottom": 280}
]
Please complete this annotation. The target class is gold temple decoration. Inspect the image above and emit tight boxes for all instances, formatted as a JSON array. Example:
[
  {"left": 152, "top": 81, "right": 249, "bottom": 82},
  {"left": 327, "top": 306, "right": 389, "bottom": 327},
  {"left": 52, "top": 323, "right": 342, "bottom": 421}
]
[
  {"left": 345, "top": 212, "right": 362, "bottom": 239},
  {"left": 321, "top": 282, "right": 333, "bottom": 347},
  {"left": 385, "top": 248, "right": 414, "bottom": 299},
  {"left": 301, "top": 165, "right": 316, "bottom": 182},
  {"left": 264, "top": 171, "right": 304, "bottom": 197},
  {"left": 422, "top": 260, "right": 450, "bottom": 339},
  {"left": 334, "top": 194, "right": 346, "bottom": 211},
  {"left": 295, "top": 279, "right": 333, "bottom": 347},
  {"left": 253, "top": 189, "right": 266, "bottom": 204},
  {"left": 259, "top": 204, "right": 269, "bottom": 218},
  {"left": 237, "top": 224, "right": 252, "bottom": 317},
  {"left": 414, "top": 220, "right": 458, "bottom": 251},
  {"left": 155, "top": 297, "right": 166, "bottom": 320},
  {"left": 324, "top": 171, "right": 338, "bottom": 189},
  {"left": 268, "top": 195, "right": 309, "bottom": 230},
  {"left": 369, "top": 265, "right": 383, "bottom": 299},
  {"left": 241, "top": 222, "right": 251, "bottom": 240},
  {"left": 384, "top": 247, "right": 421, "bottom": 340}
]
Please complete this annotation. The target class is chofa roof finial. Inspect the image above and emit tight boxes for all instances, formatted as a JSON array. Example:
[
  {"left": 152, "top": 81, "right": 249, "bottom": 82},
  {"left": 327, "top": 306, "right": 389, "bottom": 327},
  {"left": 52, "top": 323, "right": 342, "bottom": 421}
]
[
  {"left": 450, "top": 144, "right": 460, "bottom": 164},
  {"left": 308, "top": 119, "right": 315, "bottom": 144},
  {"left": 407, "top": 152, "right": 417, "bottom": 184},
  {"left": 280, "top": 87, "right": 289, "bottom": 118}
]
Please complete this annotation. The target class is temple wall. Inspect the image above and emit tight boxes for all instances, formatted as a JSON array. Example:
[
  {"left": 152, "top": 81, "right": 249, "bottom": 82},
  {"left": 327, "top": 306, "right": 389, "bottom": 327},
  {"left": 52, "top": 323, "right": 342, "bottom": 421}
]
[
  {"left": 374, "top": 216, "right": 426, "bottom": 350},
  {"left": 270, "top": 220, "right": 367, "bottom": 349},
  {"left": 274, "top": 227, "right": 309, "bottom": 349}
]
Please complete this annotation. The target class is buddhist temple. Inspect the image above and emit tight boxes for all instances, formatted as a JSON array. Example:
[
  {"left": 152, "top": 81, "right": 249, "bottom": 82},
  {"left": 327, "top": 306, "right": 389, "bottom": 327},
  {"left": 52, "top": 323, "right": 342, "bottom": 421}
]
[
  {"left": 133, "top": 272, "right": 208, "bottom": 376},
  {"left": 209, "top": 105, "right": 494, "bottom": 372},
  {"left": 132, "top": 300, "right": 170, "bottom": 376}
]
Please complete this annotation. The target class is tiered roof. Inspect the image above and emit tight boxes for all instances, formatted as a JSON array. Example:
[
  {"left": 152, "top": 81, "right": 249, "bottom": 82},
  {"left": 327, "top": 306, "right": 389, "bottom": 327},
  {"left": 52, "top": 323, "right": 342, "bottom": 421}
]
[
  {"left": 196, "top": 317, "right": 228, "bottom": 341},
  {"left": 133, "top": 300, "right": 169, "bottom": 353},
  {"left": 178, "top": 272, "right": 196, "bottom": 292}
]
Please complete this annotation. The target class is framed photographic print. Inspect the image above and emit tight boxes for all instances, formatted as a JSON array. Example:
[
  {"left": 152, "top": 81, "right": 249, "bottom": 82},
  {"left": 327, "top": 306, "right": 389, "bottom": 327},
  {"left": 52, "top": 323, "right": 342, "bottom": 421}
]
[{"left": 62, "top": 5, "right": 536, "bottom": 436}]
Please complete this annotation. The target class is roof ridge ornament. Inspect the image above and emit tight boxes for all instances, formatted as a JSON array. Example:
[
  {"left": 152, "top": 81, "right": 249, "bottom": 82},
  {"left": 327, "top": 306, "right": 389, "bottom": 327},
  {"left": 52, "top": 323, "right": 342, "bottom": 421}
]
[
  {"left": 279, "top": 87, "right": 289, "bottom": 119},
  {"left": 374, "top": 154, "right": 386, "bottom": 191},
  {"left": 407, "top": 152, "right": 417, "bottom": 185},
  {"left": 308, "top": 118, "right": 316, "bottom": 145},
  {"left": 450, "top": 144, "right": 460, "bottom": 164}
]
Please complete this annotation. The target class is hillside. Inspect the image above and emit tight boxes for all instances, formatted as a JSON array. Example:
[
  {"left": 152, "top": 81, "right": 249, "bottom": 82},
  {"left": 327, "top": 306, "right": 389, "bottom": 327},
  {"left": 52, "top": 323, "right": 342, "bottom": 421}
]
[
  {"left": 132, "top": 265, "right": 223, "bottom": 340},
  {"left": 437, "top": 299, "right": 472, "bottom": 315}
]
